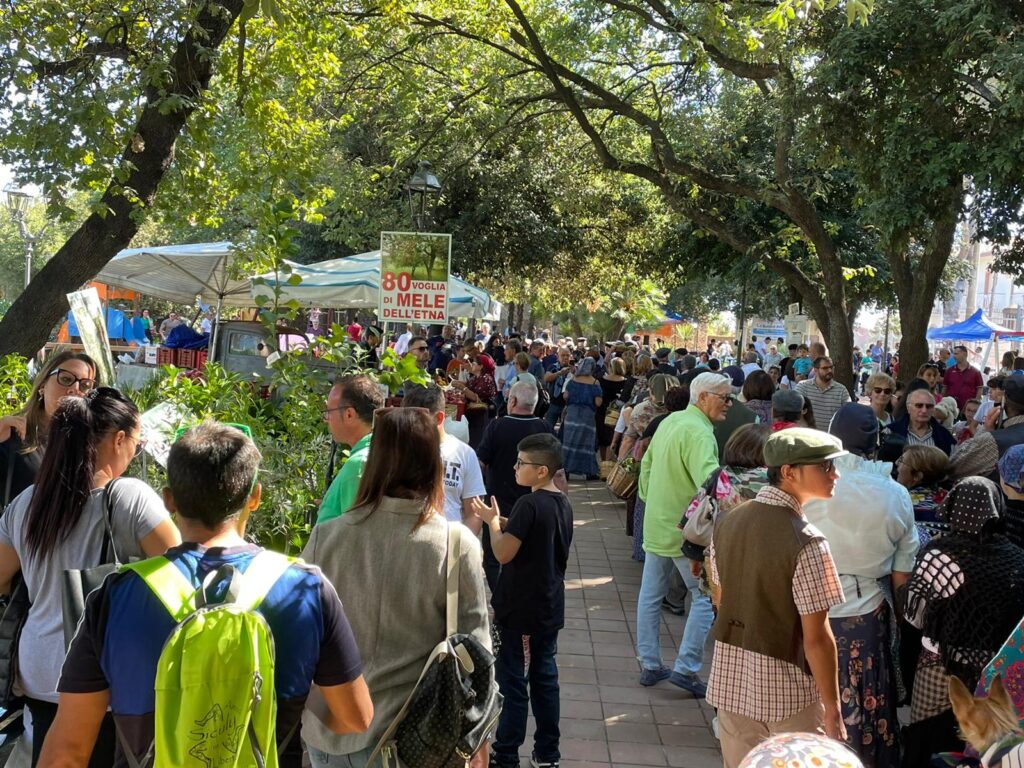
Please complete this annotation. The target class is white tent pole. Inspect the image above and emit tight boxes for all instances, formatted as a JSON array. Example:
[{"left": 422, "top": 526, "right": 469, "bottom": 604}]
[{"left": 209, "top": 294, "right": 224, "bottom": 363}]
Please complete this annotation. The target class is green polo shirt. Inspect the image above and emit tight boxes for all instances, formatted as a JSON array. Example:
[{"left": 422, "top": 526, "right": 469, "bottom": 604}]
[
  {"left": 638, "top": 406, "right": 719, "bottom": 557},
  {"left": 316, "top": 432, "right": 372, "bottom": 525}
]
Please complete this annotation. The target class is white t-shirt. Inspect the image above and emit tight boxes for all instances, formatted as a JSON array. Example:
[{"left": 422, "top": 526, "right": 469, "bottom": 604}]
[
  {"left": 200, "top": 317, "right": 212, "bottom": 334},
  {"left": 741, "top": 362, "right": 762, "bottom": 378},
  {"left": 394, "top": 331, "right": 412, "bottom": 356},
  {"left": 440, "top": 433, "right": 486, "bottom": 523}
]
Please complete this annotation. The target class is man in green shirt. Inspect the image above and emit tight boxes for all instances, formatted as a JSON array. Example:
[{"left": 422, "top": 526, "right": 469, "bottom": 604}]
[
  {"left": 636, "top": 371, "right": 732, "bottom": 696},
  {"left": 317, "top": 374, "right": 384, "bottom": 524}
]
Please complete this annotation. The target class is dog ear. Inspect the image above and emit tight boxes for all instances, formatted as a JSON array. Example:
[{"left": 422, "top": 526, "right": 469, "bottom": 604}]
[
  {"left": 989, "top": 674, "right": 1012, "bottom": 708},
  {"left": 949, "top": 676, "right": 975, "bottom": 713}
]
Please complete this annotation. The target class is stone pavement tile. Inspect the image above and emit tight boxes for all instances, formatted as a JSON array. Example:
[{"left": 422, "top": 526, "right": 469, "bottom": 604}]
[
  {"left": 596, "top": 668, "right": 640, "bottom": 687},
  {"left": 560, "top": 737, "right": 611, "bottom": 762},
  {"left": 561, "top": 682, "right": 601, "bottom": 701},
  {"left": 588, "top": 629, "right": 632, "bottom": 644},
  {"left": 564, "top": 617, "right": 589, "bottom": 630},
  {"left": 609, "top": 741, "right": 668, "bottom": 766},
  {"left": 560, "top": 762, "right": 612, "bottom": 768},
  {"left": 605, "top": 721, "right": 660, "bottom": 742},
  {"left": 598, "top": 684, "right": 656, "bottom": 705},
  {"left": 602, "top": 703, "right": 655, "bottom": 723},
  {"left": 651, "top": 705, "right": 710, "bottom": 727},
  {"left": 664, "top": 747, "right": 723, "bottom": 768},
  {"left": 560, "top": 665, "right": 599, "bottom": 685},
  {"left": 658, "top": 725, "right": 719, "bottom": 749},
  {"left": 561, "top": 699, "right": 604, "bottom": 720},
  {"left": 560, "top": 640, "right": 597, "bottom": 656},
  {"left": 594, "top": 655, "right": 640, "bottom": 672},
  {"left": 592, "top": 642, "right": 637, "bottom": 657},
  {"left": 558, "top": 653, "right": 596, "bottom": 669},
  {"left": 561, "top": 718, "right": 609, "bottom": 740},
  {"left": 586, "top": 618, "right": 629, "bottom": 632}
]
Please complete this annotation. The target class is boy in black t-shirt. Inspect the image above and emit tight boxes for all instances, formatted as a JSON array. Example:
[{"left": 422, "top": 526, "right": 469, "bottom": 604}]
[{"left": 477, "top": 433, "right": 573, "bottom": 768}]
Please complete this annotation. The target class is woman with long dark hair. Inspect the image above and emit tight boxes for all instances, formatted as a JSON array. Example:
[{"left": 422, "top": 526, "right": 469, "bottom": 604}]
[
  {"left": 302, "top": 408, "right": 490, "bottom": 767},
  {"left": 0, "top": 388, "right": 180, "bottom": 766},
  {"left": 0, "top": 351, "right": 98, "bottom": 507}
]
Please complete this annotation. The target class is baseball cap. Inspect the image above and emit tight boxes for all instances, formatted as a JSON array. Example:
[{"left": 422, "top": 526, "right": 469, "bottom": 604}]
[
  {"left": 772, "top": 389, "right": 804, "bottom": 414},
  {"left": 764, "top": 427, "right": 847, "bottom": 467},
  {"left": 721, "top": 364, "right": 745, "bottom": 389},
  {"left": 999, "top": 445, "right": 1024, "bottom": 493},
  {"left": 827, "top": 403, "right": 879, "bottom": 457}
]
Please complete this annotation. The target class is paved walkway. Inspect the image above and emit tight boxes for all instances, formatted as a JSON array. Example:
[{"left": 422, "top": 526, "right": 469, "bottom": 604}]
[{"left": 517, "top": 480, "right": 721, "bottom": 768}]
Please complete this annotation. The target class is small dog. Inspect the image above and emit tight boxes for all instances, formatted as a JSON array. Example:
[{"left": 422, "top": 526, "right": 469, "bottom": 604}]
[{"left": 949, "top": 674, "right": 1024, "bottom": 767}]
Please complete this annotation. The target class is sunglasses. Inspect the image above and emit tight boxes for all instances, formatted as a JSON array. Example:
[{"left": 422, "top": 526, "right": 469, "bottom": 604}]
[
  {"left": 708, "top": 392, "right": 735, "bottom": 404},
  {"left": 173, "top": 422, "right": 253, "bottom": 442},
  {"left": 49, "top": 368, "right": 96, "bottom": 392},
  {"left": 130, "top": 435, "right": 147, "bottom": 458},
  {"left": 909, "top": 402, "right": 936, "bottom": 410},
  {"left": 872, "top": 387, "right": 893, "bottom": 395},
  {"left": 799, "top": 459, "right": 836, "bottom": 474}
]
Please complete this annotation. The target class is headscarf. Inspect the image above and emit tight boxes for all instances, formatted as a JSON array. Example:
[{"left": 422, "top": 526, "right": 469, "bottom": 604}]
[
  {"left": 939, "top": 476, "right": 1003, "bottom": 537},
  {"left": 647, "top": 373, "right": 678, "bottom": 407},
  {"left": 739, "top": 732, "right": 862, "bottom": 768},
  {"left": 576, "top": 357, "right": 596, "bottom": 377},
  {"left": 475, "top": 353, "right": 496, "bottom": 378},
  {"left": 999, "top": 445, "right": 1024, "bottom": 493}
]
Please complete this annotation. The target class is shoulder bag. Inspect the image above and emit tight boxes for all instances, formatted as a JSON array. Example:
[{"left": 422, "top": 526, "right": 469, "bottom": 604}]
[
  {"left": 61, "top": 479, "right": 123, "bottom": 648},
  {"left": 681, "top": 467, "right": 724, "bottom": 549},
  {"left": 369, "top": 524, "right": 503, "bottom": 768}
]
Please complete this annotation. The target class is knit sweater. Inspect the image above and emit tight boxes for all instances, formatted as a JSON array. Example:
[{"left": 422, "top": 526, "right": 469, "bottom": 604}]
[{"left": 300, "top": 497, "right": 491, "bottom": 755}]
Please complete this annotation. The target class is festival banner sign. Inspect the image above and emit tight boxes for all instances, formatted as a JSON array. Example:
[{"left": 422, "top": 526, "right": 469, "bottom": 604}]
[
  {"left": 378, "top": 231, "right": 451, "bottom": 323},
  {"left": 67, "top": 287, "right": 115, "bottom": 386}
]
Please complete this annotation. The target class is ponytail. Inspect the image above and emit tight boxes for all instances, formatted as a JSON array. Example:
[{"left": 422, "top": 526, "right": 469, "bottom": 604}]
[{"left": 24, "top": 387, "right": 139, "bottom": 559}]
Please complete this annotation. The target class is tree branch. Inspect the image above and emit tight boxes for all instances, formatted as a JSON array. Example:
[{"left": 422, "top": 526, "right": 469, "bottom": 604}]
[{"left": 31, "top": 41, "right": 133, "bottom": 78}]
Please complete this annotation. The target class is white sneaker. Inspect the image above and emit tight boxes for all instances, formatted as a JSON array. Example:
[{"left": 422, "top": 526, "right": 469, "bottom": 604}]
[{"left": 712, "top": 715, "right": 720, "bottom": 740}]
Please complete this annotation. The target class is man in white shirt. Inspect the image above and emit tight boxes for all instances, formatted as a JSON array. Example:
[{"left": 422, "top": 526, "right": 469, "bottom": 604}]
[
  {"left": 752, "top": 336, "right": 768, "bottom": 357},
  {"left": 393, "top": 323, "right": 414, "bottom": 356},
  {"left": 199, "top": 312, "right": 213, "bottom": 334},
  {"left": 740, "top": 351, "right": 762, "bottom": 379},
  {"left": 403, "top": 384, "right": 486, "bottom": 531}
]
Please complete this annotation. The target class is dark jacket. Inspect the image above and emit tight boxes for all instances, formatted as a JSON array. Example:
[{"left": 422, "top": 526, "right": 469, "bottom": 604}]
[{"left": 888, "top": 415, "right": 955, "bottom": 456}]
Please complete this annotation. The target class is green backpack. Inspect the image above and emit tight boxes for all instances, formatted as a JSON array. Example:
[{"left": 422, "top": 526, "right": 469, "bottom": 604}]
[{"left": 120, "top": 550, "right": 294, "bottom": 768}]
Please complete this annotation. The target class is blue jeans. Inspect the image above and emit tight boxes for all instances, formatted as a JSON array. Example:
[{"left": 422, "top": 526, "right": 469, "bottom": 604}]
[
  {"left": 545, "top": 401, "right": 564, "bottom": 433},
  {"left": 493, "top": 627, "right": 560, "bottom": 766},
  {"left": 305, "top": 745, "right": 375, "bottom": 767},
  {"left": 636, "top": 552, "right": 714, "bottom": 676}
]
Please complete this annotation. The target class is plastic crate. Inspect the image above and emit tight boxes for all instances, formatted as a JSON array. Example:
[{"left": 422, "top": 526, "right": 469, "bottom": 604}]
[
  {"left": 177, "top": 349, "right": 197, "bottom": 369},
  {"left": 156, "top": 347, "right": 177, "bottom": 366},
  {"left": 195, "top": 350, "right": 208, "bottom": 370}
]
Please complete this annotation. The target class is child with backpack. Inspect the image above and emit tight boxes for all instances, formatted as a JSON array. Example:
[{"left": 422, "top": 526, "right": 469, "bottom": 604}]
[
  {"left": 476, "top": 433, "right": 573, "bottom": 768},
  {"left": 41, "top": 422, "right": 373, "bottom": 768}
]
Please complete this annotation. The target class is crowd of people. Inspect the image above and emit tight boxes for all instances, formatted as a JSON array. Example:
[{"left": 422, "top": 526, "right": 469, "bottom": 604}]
[{"left": 4, "top": 324, "right": 1024, "bottom": 768}]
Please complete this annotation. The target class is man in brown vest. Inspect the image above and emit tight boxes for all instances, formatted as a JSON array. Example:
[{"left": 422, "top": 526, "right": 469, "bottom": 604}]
[{"left": 707, "top": 428, "right": 848, "bottom": 767}]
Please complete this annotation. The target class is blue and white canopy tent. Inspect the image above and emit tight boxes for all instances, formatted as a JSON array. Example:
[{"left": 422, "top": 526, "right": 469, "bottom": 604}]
[
  {"left": 927, "top": 308, "right": 1024, "bottom": 371},
  {"left": 96, "top": 242, "right": 502, "bottom": 358}
]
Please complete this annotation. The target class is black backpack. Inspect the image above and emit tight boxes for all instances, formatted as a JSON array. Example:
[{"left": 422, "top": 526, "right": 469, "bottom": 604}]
[
  {"left": 370, "top": 525, "right": 502, "bottom": 768},
  {"left": 534, "top": 378, "right": 551, "bottom": 418}
]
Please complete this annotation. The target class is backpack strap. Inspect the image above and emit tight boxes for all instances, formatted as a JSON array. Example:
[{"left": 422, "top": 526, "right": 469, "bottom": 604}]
[
  {"left": 121, "top": 557, "right": 197, "bottom": 621},
  {"left": 237, "top": 550, "right": 294, "bottom": 610}
]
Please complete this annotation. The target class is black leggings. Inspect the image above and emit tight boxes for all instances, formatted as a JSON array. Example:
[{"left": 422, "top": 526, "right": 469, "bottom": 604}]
[{"left": 26, "top": 697, "right": 115, "bottom": 767}]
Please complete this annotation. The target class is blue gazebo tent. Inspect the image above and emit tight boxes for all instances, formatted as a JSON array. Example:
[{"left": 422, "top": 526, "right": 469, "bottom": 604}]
[{"left": 927, "top": 309, "right": 1024, "bottom": 372}]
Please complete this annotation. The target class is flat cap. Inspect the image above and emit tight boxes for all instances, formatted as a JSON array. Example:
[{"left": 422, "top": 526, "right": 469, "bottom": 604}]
[
  {"left": 764, "top": 427, "right": 847, "bottom": 467},
  {"left": 772, "top": 389, "right": 804, "bottom": 414}
]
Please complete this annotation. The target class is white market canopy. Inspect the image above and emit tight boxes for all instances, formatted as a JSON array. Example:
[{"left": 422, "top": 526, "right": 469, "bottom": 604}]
[
  {"left": 96, "top": 242, "right": 502, "bottom": 319},
  {"left": 254, "top": 250, "right": 503, "bottom": 321}
]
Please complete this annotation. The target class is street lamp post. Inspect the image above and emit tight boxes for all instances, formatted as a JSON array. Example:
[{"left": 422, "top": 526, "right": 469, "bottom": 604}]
[
  {"left": 404, "top": 161, "right": 442, "bottom": 232},
  {"left": 3, "top": 185, "right": 48, "bottom": 288}
]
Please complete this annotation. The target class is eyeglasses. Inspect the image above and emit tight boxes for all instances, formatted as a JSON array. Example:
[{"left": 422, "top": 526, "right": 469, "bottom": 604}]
[
  {"left": 49, "top": 368, "right": 96, "bottom": 392},
  {"left": 872, "top": 387, "right": 894, "bottom": 395},
  {"left": 322, "top": 402, "right": 354, "bottom": 420},
  {"left": 816, "top": 365, "right": 834, "bottom": 371},
  {"left": 708, "top": 392, "right": 734, "bottom": 404},
  {"left": 799, "top": 459, "right": 836, "bottom": 474},
  {"left": 909, "top": 402, "right": 936, "bottom": 410},
  {"left": 409, "top": 345, "right": 430, "bottom": 353},
  {"left": 127, "top": 434, "right": 147, "bottom": 458},
  {"left": 514, "top": 459, "right": 544, "bottom": 469}
]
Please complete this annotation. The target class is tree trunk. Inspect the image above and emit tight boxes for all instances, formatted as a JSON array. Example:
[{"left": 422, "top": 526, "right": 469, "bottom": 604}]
[{"left": 0, "top": 0, "right": 244, "bottom": 359}]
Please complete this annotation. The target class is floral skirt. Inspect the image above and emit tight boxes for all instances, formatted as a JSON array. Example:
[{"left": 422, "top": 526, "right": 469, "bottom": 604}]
[{"left": 830, "top": 603, "right": 900, "bottom": 768}]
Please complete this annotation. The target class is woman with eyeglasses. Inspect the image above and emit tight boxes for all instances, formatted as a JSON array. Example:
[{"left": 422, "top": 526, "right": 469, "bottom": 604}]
[
  {"left": 0, "top": 352, "right": 98, "bottom": 510},
  {"left": 0, "top": 387, "right": 180, "bottom": 765},
  {"left": 865, "top": 371, "right": 896, "bottom": 427}
]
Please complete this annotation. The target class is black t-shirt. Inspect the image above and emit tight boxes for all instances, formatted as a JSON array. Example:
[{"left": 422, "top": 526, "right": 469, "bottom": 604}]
[
  {"left": 0, "top": 434, "right": 42, "bottom": 508},
  {"left": 493, "top": 490, "right": 573, "bottom": 635},
  {"left": 477, "top": 415, "right": 553, "bottom": 508}
]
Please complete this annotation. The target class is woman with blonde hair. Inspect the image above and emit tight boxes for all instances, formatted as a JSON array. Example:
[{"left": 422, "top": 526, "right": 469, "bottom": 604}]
[{"left": 865, "top": 370, "right": 896, "bottom": 426}]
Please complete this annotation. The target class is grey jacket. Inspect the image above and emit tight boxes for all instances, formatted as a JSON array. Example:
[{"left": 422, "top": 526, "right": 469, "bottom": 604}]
[{"left": 300, "top": 496, "right": 491, "bottom": 755}]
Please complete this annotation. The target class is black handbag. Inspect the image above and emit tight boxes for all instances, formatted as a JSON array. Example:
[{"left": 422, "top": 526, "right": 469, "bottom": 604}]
[
  {"left": 369, "top": 525, "right": 503, "bottom": 768},
  {"left": 60, "top": 480, "right": 122, "bottom": 648}
]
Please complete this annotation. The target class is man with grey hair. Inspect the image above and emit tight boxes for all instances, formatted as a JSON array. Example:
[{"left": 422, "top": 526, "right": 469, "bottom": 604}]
[
  {"left": 477, "top": 380, "right": 555, "bottom": 591},
  {"left": 635, "top": 372, "right": 733, "bottom": 695}
]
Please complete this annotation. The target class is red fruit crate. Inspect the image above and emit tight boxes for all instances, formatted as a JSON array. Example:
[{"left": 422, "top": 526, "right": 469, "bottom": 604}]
[
  {"left": 177, "top": 349, "right": 197, "bottom": 369},
  {"left": 156, "top": 347, "right": 178, "bottom": 366},
  {"left": 195, "top": 350, "right": 208, "bottom": 369}
]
